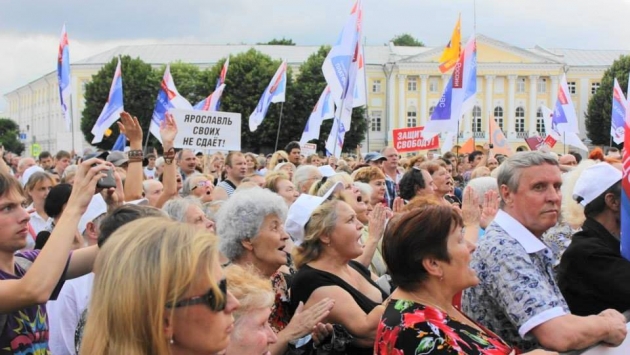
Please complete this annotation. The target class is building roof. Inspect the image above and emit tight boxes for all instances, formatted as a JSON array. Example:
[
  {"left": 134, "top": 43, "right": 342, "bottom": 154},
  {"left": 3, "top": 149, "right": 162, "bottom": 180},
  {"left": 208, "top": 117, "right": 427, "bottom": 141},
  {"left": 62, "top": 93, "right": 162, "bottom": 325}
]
[
  {"left": 531, "top": 47, "right": 630, "bottom": 67},
  {"left": 73, "top": 44, "right": 428, "bottom": 67}
]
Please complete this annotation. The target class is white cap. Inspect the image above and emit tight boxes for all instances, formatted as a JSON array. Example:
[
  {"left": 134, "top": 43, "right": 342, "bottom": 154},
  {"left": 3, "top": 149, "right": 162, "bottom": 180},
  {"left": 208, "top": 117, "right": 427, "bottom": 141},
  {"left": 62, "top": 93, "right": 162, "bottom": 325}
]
[
  {"left": 125, "top": 198, "right": 150, "bottom": 206},
  {"left": 78, "top": 194, "right": 107, "bottom": 234},
  {"left": 285, "top": 182, "right": 343, "bottom": 246},
  {"left": 21, "top": 166, "right": 45, "bottom": 187},
  {"left": 573, "top": 162, "right": 621, "bottom": 206},
  {"left": 318, "top": 165, "right": 336, "bottom": 178}
]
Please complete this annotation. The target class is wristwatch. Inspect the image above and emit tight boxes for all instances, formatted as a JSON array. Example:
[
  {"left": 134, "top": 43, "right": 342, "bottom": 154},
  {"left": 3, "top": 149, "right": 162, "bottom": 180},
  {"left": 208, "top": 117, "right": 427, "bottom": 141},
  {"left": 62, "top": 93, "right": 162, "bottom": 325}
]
[{"left": 163, "top": 148, "right": 176, "bottom": 165}]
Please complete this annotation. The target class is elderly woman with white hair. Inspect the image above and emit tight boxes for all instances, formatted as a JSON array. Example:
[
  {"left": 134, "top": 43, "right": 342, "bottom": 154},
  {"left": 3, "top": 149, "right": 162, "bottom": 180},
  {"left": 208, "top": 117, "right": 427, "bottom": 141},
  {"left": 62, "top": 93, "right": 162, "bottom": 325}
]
[
  {"left": 162, "top": 196, "right": 215, "bottom": 232},
  {"left": 216, "top": 188, "right": 333, "bottom": 355},
  {"left": 181, "top": 173, "right": 214, "bottom": 203}
]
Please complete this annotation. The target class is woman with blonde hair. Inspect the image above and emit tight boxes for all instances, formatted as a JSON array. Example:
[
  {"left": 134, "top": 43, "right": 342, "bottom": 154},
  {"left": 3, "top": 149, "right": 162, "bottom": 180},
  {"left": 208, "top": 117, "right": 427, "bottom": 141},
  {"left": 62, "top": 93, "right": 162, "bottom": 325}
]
[
  {"left": 291, "top": 199, "right": 388, "bottom": 354},
  {"left": 80, "top": 217, "right": 239, "bottom": 355},
  {"left": 267, "top": 151, "right": 289, "bottom": 171},
  {"left": 264, "top": 171, "right": 299, "bottom": 207},
  {"left": 223, "top": 265, "right": 278, "bottom": 355},
  {"left": 244, "top": 152, "right": 259, "bottom": 175}
]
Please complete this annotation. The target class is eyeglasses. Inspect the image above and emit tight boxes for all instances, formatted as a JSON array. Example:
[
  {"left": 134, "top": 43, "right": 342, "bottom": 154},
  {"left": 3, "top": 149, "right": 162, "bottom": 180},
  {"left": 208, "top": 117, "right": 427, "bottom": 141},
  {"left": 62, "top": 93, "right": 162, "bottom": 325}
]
[
  {"left": 166, "top": 278, "right": 227, "bottom": 312},
  {"left": 277, "top": 159, "right": 287, "bottom": 163},
  {"left": 191, "top": 181, "right": 212, "bottom": 191}
]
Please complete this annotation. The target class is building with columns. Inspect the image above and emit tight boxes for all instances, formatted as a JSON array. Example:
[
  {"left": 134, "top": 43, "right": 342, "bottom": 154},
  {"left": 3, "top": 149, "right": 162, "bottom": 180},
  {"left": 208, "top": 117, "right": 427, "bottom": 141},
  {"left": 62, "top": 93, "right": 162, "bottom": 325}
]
[{"left": 5, "top": 34, "right": 629, "bottom": 156}]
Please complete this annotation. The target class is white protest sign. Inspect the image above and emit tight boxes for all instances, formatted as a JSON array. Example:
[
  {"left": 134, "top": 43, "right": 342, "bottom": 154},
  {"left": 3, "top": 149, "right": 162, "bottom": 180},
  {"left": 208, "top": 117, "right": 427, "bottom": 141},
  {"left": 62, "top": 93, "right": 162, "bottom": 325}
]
[
  {"left": 301, "top": 143, "right": 317, "bottom": 157},
  {"left": 171, "top": 109, "right": 241, "bottom": 151}
]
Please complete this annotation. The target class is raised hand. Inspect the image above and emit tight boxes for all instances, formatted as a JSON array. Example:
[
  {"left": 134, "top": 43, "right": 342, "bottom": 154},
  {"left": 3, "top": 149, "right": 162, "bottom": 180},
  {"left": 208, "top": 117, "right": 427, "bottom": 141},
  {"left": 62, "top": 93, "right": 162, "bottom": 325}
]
[
  {"left": 480, "top": 190, "right": 499, "bottom": 229},
  {"left": 117, "top": 111, "right": 143, "bottom": 145},
  {"left": 461, "top": 186, "right": 480, "bottom": 227},
  {"left": 67, "top": 158, "right": 111, "bottom": 214},
  {"left": 160, "top": 112, "right": 178, "bottom": 144}
]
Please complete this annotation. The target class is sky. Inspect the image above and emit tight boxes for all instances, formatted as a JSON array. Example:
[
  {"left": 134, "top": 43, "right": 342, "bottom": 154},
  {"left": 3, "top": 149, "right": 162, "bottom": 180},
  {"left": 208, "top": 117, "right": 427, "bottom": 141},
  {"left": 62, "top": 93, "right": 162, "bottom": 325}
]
[{"left": 1, "top": 0, "right": 630, "bottom": 112}]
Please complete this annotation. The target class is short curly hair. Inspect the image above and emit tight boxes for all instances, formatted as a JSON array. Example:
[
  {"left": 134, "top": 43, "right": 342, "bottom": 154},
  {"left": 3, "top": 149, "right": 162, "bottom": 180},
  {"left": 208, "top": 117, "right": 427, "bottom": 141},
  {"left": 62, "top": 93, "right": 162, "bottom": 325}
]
[{"left": 216, "top": 187, "right": 287, "bottom": 261}]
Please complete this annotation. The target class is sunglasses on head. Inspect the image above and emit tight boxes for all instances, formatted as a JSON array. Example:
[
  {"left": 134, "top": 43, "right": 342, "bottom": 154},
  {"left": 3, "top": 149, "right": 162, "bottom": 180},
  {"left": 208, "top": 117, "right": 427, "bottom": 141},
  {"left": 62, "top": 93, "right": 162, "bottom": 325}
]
[
  {"left": 277, "top": 159, "right": 287, "bottom": 163},
  {"left": 191, "top": 181, "right": 212, "bottom": 190},
  {"left": 166, "top": 278, "right": 227, "bottom": 312}
]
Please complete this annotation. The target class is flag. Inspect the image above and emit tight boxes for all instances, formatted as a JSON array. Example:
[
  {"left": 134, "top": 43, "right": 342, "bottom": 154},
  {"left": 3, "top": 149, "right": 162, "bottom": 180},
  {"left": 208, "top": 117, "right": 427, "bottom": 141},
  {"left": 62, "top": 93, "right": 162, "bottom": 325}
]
[
  {"left": 551, "top": 74, "right": 580, "bottom": 134},
  {"left": 149, "top": 64, "right": 193, "bottom": 141},
  {"left": 352, "top": 43, "right": 367, "bottom": 108},
  {"left": 194, "top": 84, "right": 226, "bottom": 111},
  {"left": 438, "top": 15, "right": 462, "bottom": 73},
  {"left": 489, "top": 116, "right": 512, "bottom": 156},
  {"left": 440, "top": 131, "right": 457, "bottom": 154},
  {"left": 459, "top": 137, "right": 474, "bottom": 154},
  {"left": 541, "top": 105, "right": 588, "bottom": 151},
  {"left": 248, "top": 60, "right": 287, "bottom": 132},
  {"left": 611, "top": 78, "right": 626, "bottom": 144},
  {"left": 91, "top": 57, "right": 124, "bottom": 144},
  {"left": 424, "top": 35, "right": 477, "bottom": 138},
  {"left": 57, "top": 24, "right": 72, "bottom": 131},
  {"left": 525, "top": 135, "right": 545, "bottom": 151},
  {"left": 214, "top": 57, "right": 229, "bottom": 110},
  {"left": 621, "top": 87, "right": 630, "bottom": 261},
  {"left": 112, "top": 132, "right": 126, "bottom": 151},
  {"left": 322, "top": 0, "right": 363, "bottom": 104},
  {"left": 299, "top": 86, "right": 335, "bottom": 145},
  {"left": 324, "top": 117, "right": 347, "bottom": 159}
]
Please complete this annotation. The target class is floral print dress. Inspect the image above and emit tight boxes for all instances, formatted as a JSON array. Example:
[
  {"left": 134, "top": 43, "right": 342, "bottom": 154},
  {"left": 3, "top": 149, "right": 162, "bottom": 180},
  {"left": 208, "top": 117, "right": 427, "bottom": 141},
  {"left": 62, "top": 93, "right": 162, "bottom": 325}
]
[{"left": 375, "top": 299, "right": 515, "bottom": 355}]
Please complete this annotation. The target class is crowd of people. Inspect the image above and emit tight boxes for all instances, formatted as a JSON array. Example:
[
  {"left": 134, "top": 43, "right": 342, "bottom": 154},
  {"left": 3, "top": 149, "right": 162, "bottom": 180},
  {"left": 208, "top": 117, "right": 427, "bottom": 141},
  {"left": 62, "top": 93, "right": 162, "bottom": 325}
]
[{"left": 0, "top": 110, "right": 628, "bottom": 355}]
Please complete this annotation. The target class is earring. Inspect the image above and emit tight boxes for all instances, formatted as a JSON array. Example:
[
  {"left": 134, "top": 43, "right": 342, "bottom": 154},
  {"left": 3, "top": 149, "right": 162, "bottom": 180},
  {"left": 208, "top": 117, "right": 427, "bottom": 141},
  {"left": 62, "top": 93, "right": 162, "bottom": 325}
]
[
  {"left": 439, "top": 274, "right": 444, "bottom": 281},
  {"left": 169, "top": 338, "right": 174, "bottom": 345}
]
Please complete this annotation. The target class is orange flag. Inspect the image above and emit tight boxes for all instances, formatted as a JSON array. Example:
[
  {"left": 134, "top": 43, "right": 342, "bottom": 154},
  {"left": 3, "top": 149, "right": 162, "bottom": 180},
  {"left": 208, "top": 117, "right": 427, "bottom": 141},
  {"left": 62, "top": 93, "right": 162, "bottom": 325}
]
[
  {"left": 489, "top": 116, "right": 513, "bottom": 156},
  {"left": 459, "top": 138, "right": 474, "bottom": 154},
  {"left": 438, "top": 14, "right": 461, "bottom": 73}
]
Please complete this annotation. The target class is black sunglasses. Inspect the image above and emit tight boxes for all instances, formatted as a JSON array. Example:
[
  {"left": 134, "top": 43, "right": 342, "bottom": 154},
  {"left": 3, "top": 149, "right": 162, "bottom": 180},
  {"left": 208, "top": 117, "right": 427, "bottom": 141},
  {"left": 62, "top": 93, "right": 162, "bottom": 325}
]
[
  {"left": 277, "top": 159, "right": 287, "bottom": 163},
  {"left": 166, "top": 279, "right": 227, "bottom": 312}
]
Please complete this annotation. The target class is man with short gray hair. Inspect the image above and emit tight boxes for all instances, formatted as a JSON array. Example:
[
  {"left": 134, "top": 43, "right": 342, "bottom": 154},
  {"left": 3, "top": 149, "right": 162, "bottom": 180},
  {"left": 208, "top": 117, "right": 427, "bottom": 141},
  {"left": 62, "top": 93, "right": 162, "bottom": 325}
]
[
  {"left": 293, "top": 165, "right": 322, "bottom": 194},
  {"left": 462, "top": 151, "right": 627, "bottom": 352}
]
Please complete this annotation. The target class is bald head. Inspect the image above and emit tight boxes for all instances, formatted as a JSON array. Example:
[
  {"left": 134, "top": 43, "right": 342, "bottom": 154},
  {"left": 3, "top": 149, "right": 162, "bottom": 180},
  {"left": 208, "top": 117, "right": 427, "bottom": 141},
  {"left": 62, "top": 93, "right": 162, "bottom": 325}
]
[{"left": 558, "top": 154, "right": 577, "bottom": 167}]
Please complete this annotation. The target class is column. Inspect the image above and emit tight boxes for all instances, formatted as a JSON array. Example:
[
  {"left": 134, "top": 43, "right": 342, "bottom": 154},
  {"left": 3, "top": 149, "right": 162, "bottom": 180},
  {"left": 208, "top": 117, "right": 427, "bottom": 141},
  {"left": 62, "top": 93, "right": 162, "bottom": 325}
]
[
  {"left": 398, "top": 74, "right": 407, "bottom": 129},
  {"left": 419, "top": 74, "right": 428, "bottom": 126},
  {"left": 579, "top": 78, "right": 589, "bottom": 137},
  {"left": 528, "top": 75, "right": 538, "bottom": 133},
  {"left": 386, "top": 72, "right": 395, "bottom": 144},
  {"left": 507, "top": 75, "right": 517, "bottom": 136},
  {"left": 485, "top": 75, "right": 495, "bottom": 136}
]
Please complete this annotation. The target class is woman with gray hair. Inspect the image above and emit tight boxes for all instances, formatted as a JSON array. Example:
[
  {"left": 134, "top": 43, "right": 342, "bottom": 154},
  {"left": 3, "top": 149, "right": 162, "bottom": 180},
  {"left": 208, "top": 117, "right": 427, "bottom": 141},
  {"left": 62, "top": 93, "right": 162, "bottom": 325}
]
[
  {"left": 216, "top": 187, "right": 333, "bottom": 355},
  {"left": 162, "top": 196, "right": 214, "bottom": 232}
]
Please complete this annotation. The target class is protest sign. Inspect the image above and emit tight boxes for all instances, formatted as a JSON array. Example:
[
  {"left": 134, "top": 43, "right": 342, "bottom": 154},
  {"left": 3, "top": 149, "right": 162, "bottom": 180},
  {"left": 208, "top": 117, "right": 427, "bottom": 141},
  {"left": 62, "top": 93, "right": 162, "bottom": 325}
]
[
  {"left": 392, "top": 126, "right": 439, "bottom": 153},
  {"left": 170, "top": 109, "right": 241, "bottom": 151},
  {"left": 301, "top": 143, "right": 317, "bottom": 157}
]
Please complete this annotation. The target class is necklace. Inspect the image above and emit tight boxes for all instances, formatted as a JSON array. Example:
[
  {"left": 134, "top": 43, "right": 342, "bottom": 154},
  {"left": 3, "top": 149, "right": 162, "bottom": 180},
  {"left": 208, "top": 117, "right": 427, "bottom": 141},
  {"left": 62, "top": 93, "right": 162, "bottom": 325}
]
[{"left": 407, "top": 290, "right": 459, "bottom": 320}]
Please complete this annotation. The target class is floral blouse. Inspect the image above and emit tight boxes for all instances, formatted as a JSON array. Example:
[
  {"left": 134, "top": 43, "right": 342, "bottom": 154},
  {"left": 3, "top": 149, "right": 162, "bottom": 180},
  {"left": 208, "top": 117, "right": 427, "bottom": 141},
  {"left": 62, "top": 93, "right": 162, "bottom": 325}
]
[
  {"left": 375, "top": 299, "right": 515, "bottom": 355},
  {"left": 269, "top": 271, "right": 293, "bottom": 333}
]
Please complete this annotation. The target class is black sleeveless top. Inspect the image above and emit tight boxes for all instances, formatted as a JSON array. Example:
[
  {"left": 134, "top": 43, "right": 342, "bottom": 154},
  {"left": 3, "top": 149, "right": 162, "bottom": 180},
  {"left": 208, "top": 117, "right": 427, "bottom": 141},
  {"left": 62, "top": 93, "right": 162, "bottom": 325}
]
[{"left": 290, "top": 260, "right": 387, "bottom": 355}]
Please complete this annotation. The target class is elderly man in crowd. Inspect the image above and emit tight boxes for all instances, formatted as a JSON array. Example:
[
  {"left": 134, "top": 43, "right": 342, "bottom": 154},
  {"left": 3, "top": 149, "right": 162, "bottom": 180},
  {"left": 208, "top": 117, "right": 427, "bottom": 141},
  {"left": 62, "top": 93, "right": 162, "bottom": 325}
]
[
  {"left": 293, "top": 165, "right": 321, "bottom": 194},
  {"left": 463, "top": 151, "right": 627, "bottom": 352},
  {"left": 558, "top": 162, "right": 630, "bottom": 316}
]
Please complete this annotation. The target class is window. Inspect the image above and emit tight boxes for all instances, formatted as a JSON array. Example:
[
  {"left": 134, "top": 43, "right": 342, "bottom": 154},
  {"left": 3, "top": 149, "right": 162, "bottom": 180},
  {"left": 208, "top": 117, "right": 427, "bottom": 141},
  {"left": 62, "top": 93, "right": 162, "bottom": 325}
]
[
  {"left": 429, "top": 105, "right": 436, "bottom": 117},
  {"left": 407, "top": 77, "right": 417, "bottom": 92},
  {"left": 516, "top": 77, "right": 526, "bottom": 93},
  {"left": 371, "top": 111, "right": 382, "bottom": 132},
  {"left": 496, "top": 117, "right": 504, "bottom": 132},
  {"left": 429, "top": 78, "right": 439, "bottom": 93},
  {"left": 406, "top": 109, "right": 417, "bottom": 127},
  {"left": 494, "top": 106, "right": 503, "bottom": 118},
  {"left": 567, "top": 81, "right": 576, "bottom": 94},
  {"left": 472, "top": 106, "right": 482, "bottom": 132},
  {"left": 372, "top": 80, "right": 382, "bottom": 93},
  {"left": 536, "top": 109, "right": 546, "bottom": 135},
  {"left": 515, "top": 107, "right": 525, "bottom": 132},
  {"left": 591, "top": 82, "right": 600, "bottom": 94},
  {"left": 537, "top": 78, "right": 547, "bottom": 93}
]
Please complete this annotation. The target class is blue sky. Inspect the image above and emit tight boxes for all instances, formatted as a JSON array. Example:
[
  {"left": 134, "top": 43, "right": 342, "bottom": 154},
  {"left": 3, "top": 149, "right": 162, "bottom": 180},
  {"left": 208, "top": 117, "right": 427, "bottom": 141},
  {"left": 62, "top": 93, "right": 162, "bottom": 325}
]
[{"left": 1, "top": 0, "right": 628, "bottom": 111}]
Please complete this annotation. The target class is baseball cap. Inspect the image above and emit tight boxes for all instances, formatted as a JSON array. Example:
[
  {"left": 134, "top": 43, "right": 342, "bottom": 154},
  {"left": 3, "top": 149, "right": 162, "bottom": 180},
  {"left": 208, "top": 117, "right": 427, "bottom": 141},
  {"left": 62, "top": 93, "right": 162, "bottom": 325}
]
[
  {"left": 285, "top": 182, "right": 344, "bottom": 246},
  {"left": 107, "top": 151, "right": 129, "bottom": 167},
  {"left": 318, "top": 165, "right": 336, "bottom": 178},
  {"left": 364, "top": 152, "right": 387, "bottom": 163},
  {"left": 78, "top": 194, "right": 108, "bottom": 234},
  {"left": 21, "top": 166, "right": 44, "bottom": 187},
  {"left": 573, "top": 162, "right": 621, "bottom": 206}
]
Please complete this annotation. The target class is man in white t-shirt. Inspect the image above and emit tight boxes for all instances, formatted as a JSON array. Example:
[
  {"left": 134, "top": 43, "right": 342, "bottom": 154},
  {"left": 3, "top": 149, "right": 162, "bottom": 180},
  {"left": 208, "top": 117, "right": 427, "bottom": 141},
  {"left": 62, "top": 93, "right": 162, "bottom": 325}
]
[{"left": 143, "top": 153, "right": 157, "bottom": 180}]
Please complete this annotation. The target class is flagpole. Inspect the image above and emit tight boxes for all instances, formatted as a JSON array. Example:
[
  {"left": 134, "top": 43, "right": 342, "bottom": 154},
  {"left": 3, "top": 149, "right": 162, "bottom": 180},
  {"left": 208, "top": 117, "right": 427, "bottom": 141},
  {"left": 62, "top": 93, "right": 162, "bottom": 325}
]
[
  {"left": 456, "top": 121, "right": 460, "bottom": 155},
  {"left": 70, "top": 96, "right": 75, "bottom": 154},
  {"left": 363, "top": 36, "right": 370, "bottom": 152},
  {"left": 143, "top": 122, "right": 151, "bottom": 154},
  {"left": 473, "top": 0, "right": 477, "bottom": 33},
  {"left": 563, "top": 131, "right": 566, "bottom": 154},
  {"left": 274, "top": 102, "right": 285, "bottom": 152}
]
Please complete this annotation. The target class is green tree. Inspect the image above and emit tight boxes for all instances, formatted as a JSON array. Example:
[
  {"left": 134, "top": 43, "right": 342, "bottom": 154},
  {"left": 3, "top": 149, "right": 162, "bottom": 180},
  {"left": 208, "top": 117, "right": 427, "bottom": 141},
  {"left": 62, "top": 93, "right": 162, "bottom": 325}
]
[
  {"left": 391, "top": 33, "right": 424, "bottom": 47},
  {"left": 203, "top": 49, "right": 295, "bottom": 151},
  {"left": 0, "top": 118, "right": 24, "bottom": 155},
  {"left": 260, "top": 38, "right": 296, "bottom": 46},
  {"left": 80, "top": 56, "right": 160, "bottom": 150},
  {"left": 585, "top": 55, "right": 630, "bottom": 146},
  {"left": 292, "top": 46, "right": 367, "bottom": 154},
  {"left": 168, "top": 62, "right": 207, "bottom": 106}
]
